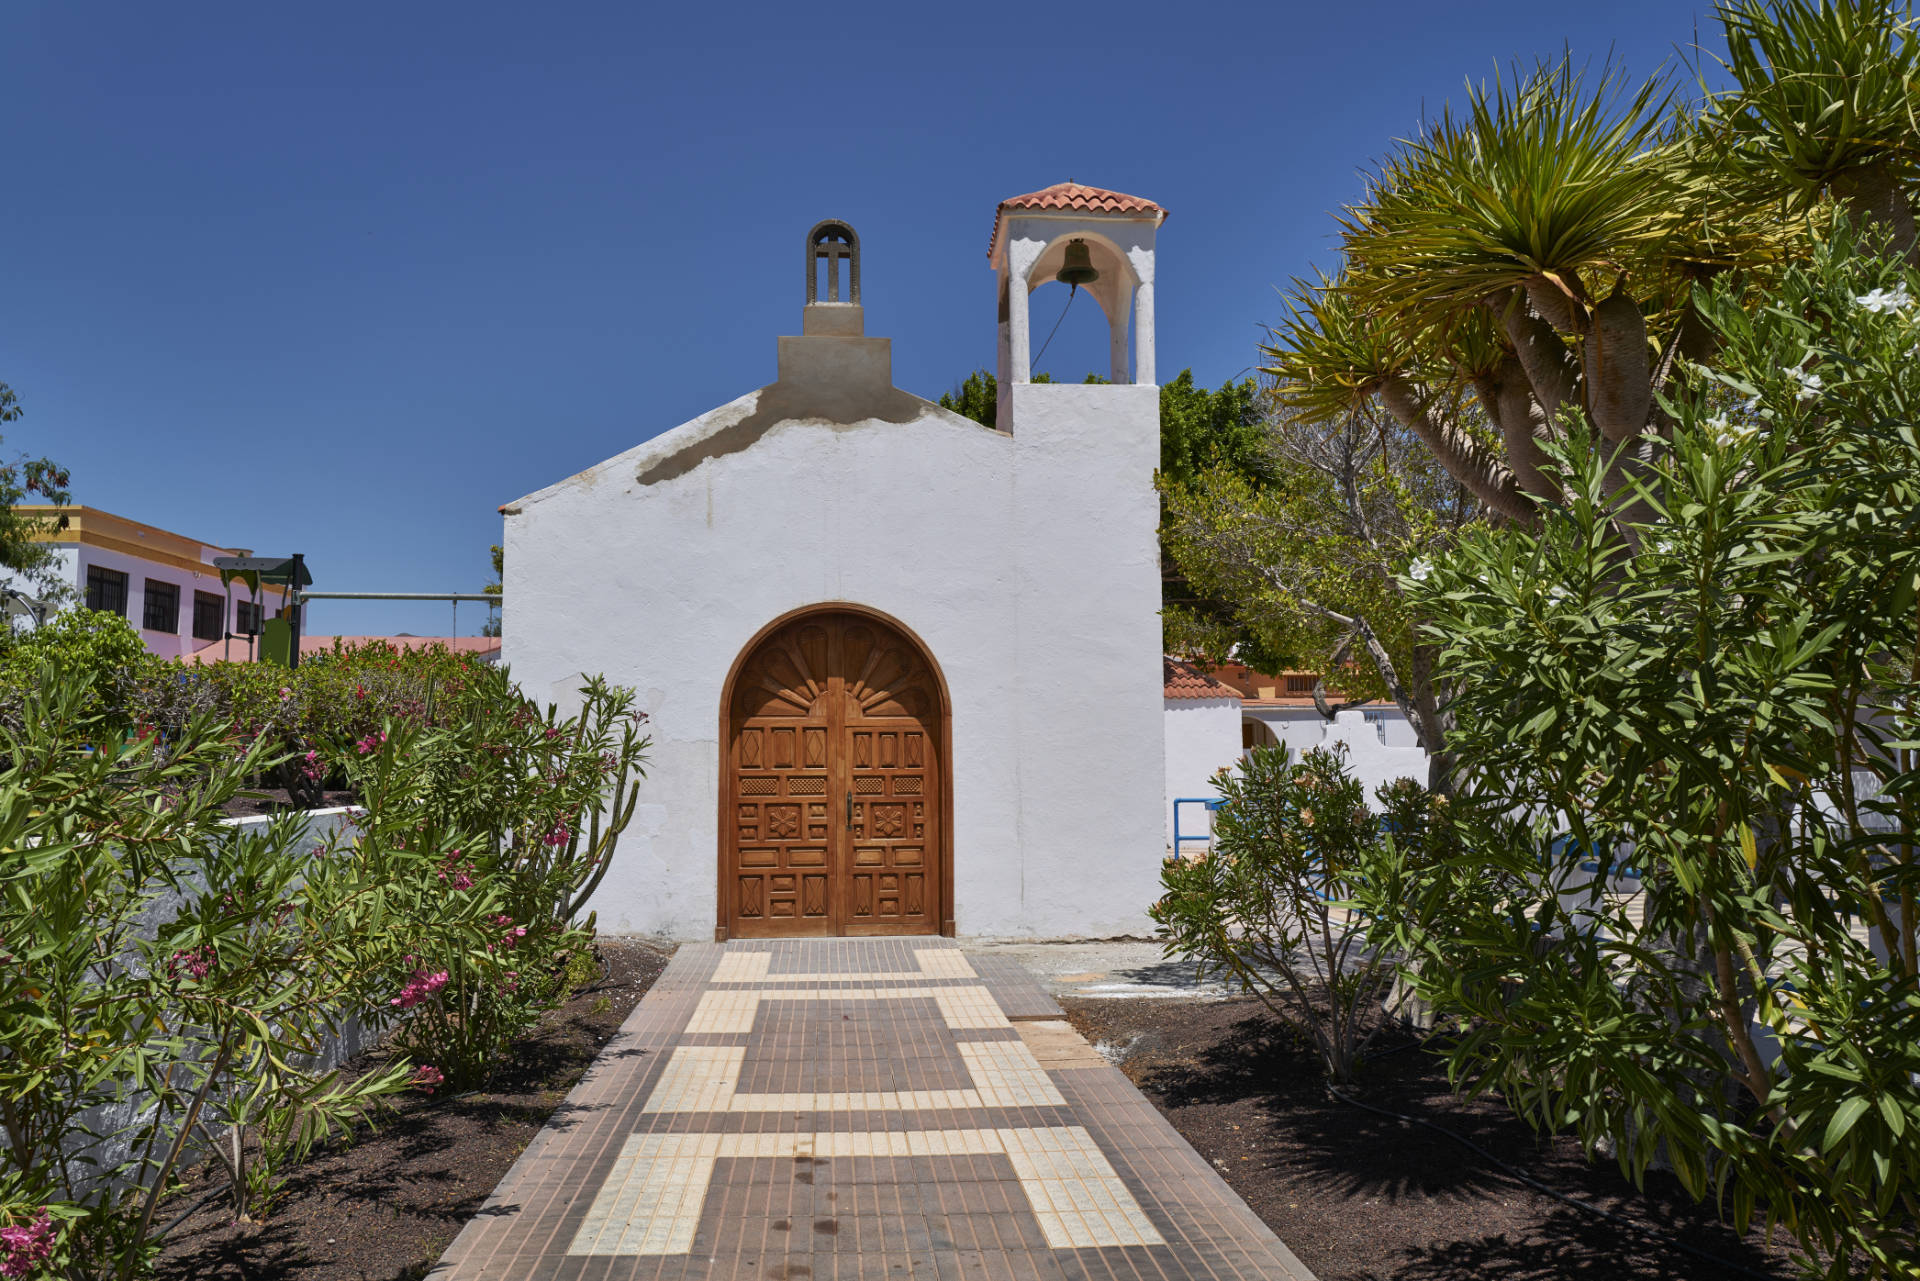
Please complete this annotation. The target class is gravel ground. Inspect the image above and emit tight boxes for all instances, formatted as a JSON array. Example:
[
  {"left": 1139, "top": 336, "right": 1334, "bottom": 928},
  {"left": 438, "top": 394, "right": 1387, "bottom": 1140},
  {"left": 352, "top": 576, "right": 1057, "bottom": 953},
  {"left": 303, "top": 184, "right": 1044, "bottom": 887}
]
[
  {"left": 152, "top": 938, "right": 672, "bottom": 1281},
  {"left": 1062, "top": 995, "right": 1802, "bottom": 1281}
]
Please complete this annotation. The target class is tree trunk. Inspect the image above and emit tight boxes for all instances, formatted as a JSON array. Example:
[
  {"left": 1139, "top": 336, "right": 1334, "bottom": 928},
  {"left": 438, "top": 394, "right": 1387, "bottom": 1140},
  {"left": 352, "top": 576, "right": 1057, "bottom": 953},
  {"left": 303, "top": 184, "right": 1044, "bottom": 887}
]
[
  {"left": 1832, "top": 160, "right": 1919, "bottom": 264},
  {"left": 1378, "top": 375, "right": 1534, "bottom": 525},
  {"left": 1483, "top": 357, "right": 1559, "bottom": 500},
  {"left": 1584, "top": 293, "right": 1652, "bottom": 442},
  {"left": 1501, "top": 292, "right": 1581, "bottom": 429},
  {"left": 1409, "top": 640, "right": 1454, "bottom": 793}
]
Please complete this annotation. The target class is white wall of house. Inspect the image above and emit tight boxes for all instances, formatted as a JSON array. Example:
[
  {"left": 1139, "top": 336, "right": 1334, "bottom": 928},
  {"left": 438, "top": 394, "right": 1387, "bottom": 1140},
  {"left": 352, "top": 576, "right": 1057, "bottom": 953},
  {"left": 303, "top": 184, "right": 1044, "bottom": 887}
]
[
  {"left": 74, "top": 543, "right": 253, "bottom": 660},
  {"left": 1243, "top": 705, "right": 1432, "bottom": 800},
  {"left": 503, "top": 348, "right": 1166, "bottom": 941},
  {"left": 1162, "top": 696, "right": 1241, "bottom": 851},
  {"left": 0, "top": 535, "right": 277, "bottom": 659}
]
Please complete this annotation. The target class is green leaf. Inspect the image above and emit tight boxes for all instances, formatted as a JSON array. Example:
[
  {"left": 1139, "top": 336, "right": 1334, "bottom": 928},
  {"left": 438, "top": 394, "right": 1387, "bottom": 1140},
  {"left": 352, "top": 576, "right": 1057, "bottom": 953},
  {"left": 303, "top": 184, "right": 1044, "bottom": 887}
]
[{"left": 1821, "top": 1095, "right": 1871, "bottom": 1153}]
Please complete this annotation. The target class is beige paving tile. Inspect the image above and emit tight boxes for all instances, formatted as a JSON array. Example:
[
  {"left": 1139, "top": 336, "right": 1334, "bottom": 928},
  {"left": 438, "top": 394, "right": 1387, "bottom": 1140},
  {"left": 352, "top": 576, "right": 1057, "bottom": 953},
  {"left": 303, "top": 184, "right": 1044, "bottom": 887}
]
[{"left": 429, "top": 939, "right": 1317, "bottom": 1281}]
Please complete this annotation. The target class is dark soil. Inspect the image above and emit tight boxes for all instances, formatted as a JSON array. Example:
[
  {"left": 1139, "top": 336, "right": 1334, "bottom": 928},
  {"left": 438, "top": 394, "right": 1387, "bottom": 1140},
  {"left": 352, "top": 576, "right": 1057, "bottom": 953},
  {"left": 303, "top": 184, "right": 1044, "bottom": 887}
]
[
  {"left": 152, "top": 937, "right": 671, "bottom": 1281},
  {"left": 1061, "top": 997, "right": 1802, "bottom": 1281},
  {"left": 220, "top": 788, "right": 359, "bottom": 819}
]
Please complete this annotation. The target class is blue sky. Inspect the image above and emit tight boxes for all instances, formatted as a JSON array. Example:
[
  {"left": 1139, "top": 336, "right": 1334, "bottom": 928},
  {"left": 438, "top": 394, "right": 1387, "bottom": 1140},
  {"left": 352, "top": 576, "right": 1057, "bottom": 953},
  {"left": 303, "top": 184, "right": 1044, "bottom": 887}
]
[{"left": 3, "top": 0, "right": 1718, "bottom": 637}]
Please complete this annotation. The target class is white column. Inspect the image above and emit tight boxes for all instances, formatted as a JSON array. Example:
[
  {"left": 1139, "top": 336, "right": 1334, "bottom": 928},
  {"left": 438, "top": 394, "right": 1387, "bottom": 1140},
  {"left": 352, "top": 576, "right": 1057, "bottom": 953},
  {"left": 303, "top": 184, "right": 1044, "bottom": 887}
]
[
  {"left": 1006, "top": 237, "right": 1043, "bottom": 385},
  {"left": 1009, "top": 269, "right": 1031, "bottom": 384},
  {"left": 1132, "top": 277, "right": 1156, "bottom": 386},
  {"left": 1107, "top": 283, "right": 1133, "bottom": 384},
  {"left": 996, "top": 275, "right": 1013, "bottom": 431}
]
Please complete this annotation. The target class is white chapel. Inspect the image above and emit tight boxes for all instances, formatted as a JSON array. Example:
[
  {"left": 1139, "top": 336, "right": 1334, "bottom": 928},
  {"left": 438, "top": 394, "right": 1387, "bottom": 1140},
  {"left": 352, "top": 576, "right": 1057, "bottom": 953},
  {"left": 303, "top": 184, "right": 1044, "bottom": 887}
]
[{"left": 501, "top": 184, "right": 1169, "bottom": 941}]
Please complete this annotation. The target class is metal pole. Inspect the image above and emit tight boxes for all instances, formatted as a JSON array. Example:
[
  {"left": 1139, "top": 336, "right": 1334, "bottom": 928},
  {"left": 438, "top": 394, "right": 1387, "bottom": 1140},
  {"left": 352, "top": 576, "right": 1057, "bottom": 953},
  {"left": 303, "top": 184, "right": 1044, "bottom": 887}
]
[
  {"left": 288, "top": 553, "right": 306, "bottom": 670},
  {"left": 295, "top": 592, "right": 499, "bottom": 602}
]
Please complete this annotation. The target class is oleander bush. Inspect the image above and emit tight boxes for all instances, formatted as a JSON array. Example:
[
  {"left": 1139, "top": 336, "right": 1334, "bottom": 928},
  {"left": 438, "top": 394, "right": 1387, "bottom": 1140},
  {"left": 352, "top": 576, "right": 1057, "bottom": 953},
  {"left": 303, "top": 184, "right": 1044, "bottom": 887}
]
[
  {"left": 1151, "top": 744, "right": 1435, "bottom": 1084},
  {"left": 1385, "top": 228, "right": 1920, "bottom": 1278},
  {"left": 342, "top": 669, "right": 646, "bottom": 1089},
  {"left": 0, "top": 623, "right": 504, "bottom": 809},
  {"left": 0, "top": 648, "right": 648, "bottom": 1278}
]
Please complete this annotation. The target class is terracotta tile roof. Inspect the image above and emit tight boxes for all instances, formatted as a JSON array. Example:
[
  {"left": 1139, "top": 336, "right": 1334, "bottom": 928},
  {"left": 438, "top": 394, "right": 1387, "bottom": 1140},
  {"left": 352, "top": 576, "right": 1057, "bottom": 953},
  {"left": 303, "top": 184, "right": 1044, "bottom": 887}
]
[
  {"left": 1163, "top": 658, "right": 1240, "bottom": 701},
  {"left": 988, "top": 182, "right": 1166, "bottom": 261}
]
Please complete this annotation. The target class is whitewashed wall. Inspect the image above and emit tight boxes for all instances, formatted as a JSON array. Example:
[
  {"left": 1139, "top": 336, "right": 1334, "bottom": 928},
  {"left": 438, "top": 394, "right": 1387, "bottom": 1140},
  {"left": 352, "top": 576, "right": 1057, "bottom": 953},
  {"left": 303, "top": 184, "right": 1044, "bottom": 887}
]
[
  {"left": 1162, "top": 697, "right": 1240, "bottom": 849},
  {"left": 1242, "top": 705, "right": 1431, "bottom": 801},
  {"left": 78, "top": 807, "right": 372, "bottom": 1190},
  {"left": 504, "top": 367, "right": 1166, "bottom": 940}
]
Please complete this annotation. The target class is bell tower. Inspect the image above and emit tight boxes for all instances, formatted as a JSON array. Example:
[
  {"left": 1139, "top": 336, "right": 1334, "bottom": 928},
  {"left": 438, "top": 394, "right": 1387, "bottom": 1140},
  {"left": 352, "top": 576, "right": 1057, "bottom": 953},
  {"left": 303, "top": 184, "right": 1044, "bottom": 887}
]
[
  {"left": 804, "top": 219, "right": 864, "bottom": 337},
  {"left": 987, "top": 182, "right": 1165, "bottom": 431}
]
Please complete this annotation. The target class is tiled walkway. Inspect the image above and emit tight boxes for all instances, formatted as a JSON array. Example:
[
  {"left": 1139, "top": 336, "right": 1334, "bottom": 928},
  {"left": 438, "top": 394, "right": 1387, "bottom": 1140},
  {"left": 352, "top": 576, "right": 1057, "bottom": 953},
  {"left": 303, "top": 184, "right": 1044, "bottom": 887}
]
[{"left": 431, "top": 940, "right": 1315, "bottom": 1280}]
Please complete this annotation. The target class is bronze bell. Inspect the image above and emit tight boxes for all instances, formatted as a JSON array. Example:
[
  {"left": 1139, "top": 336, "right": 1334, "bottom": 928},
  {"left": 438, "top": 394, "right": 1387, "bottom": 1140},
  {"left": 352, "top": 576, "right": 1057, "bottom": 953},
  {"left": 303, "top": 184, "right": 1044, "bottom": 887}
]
[{"left": 1055, "top": 239, "right": 1099, "bottom": 288}]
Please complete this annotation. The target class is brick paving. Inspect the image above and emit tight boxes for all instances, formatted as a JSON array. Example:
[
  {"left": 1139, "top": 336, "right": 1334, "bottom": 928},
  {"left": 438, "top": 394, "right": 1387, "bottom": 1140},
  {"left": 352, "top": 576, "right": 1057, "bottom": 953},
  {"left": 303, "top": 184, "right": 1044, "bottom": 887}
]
[{"left": 429, "top": 940, "right": 1316, "bottom": 1280}]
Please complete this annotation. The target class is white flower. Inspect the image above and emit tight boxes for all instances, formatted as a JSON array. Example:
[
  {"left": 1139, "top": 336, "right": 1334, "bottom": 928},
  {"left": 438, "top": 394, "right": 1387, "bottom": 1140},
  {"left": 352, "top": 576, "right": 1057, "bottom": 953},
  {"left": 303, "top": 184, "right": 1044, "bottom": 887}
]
[
  {"left": 1785, "top": 366, "right": 1824, "bottom": 402},
  {"left": 1707, "top": 413, "right": 1757, "bottom": 447},
  {"left": 1546, "top": 585, "right": 1571, "bottom": 604},
  {"left": 1406, "top": 557, "right": 1433, "bottom": 583},
  {"left": 1854, "top": 284, "right": 1913, "bottom": 314}
]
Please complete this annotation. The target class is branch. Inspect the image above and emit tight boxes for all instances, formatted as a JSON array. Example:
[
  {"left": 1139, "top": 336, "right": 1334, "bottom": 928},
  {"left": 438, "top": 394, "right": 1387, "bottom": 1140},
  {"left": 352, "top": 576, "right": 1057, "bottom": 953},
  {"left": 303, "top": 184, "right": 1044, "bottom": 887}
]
[
  {"left": 1377, "top": 375, "right": 1535, "bottom": 526},
  {"left": 1312, "top": 628, "right": 1358, "bottom": 720},
  {"left": 1260, "top": 565, "right": 1435, "bottom": 749},
  {"left": 1480, "top": 358, "right": 1559, "bottom": 500},
  {"left": 1584, "top": 293, "right": 1652, "bottom": 443},
  {"left": 1499, "top": 291, "right": 1580, "bottom": 427}
]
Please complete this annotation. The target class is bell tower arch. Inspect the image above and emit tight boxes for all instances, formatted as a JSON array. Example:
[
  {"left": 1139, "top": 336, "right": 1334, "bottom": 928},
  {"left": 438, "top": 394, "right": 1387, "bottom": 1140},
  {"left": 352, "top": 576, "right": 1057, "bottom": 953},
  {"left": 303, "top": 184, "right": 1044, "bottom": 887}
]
[{"left": 987, "top": 182, "right": 1166, "bottom": 428}]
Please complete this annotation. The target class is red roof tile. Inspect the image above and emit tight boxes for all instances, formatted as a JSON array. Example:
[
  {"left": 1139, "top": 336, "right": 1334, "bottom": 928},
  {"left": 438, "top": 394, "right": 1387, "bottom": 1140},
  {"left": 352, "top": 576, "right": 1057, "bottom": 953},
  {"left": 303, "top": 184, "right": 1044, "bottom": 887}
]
[
  {"left": 1163, "top": 658, "right": 1239, "bottom": 701},
  {"left": 989, "top": 182, "right": 1166, "bottom": 261}
]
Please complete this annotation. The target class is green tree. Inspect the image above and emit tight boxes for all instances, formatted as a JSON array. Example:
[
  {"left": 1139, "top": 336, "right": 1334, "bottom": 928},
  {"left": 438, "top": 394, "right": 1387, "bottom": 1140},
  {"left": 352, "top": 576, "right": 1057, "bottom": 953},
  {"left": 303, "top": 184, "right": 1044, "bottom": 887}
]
[
  {"left": 1267, "top": 2, "right": 1920, "bottom": 547},
  {"left": 482, "top": 543, "right": 502, "bottom": 638},
  {"left": 1155, "top": 370, "right": 1267, "bottom": 488},
  {"left": 1380, "top": 227, "right": 1920, "bottom": 1280},
  {"left": 1162, "top": 397, "right": 1473, "bottom": 782},
  {"left": 0, "top": 383, "right": 75, "bottom": 600}
]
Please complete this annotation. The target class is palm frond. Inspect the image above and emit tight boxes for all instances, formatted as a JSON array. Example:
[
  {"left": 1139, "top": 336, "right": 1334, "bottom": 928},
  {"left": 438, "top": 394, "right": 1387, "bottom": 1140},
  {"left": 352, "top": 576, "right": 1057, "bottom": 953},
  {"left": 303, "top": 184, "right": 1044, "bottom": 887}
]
[
  {"left": 1708, "top": 0, "right": 1920, "bottom": 195},
  {"left": 1341, "top": 57, "right": 1682, "bottom": 333}
]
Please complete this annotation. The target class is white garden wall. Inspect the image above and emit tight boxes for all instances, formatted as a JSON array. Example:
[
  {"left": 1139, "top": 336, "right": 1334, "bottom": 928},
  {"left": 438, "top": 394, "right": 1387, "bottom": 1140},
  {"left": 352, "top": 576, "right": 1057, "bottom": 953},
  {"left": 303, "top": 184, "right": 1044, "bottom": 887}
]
[
  {"left": 1244, "top": 705, "right": 1431, "bottom": 799},
  {"left": 1162, "top": 696, "right": 1240, "bottom": 850}
]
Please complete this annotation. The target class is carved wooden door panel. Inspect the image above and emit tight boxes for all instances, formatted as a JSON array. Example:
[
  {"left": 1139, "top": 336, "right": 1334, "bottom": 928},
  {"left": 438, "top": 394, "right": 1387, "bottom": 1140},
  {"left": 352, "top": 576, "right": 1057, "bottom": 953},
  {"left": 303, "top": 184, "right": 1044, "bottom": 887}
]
[
  {"left": 729, "top": 619, "right": 837, "bottom": 935},
  {"left": 725, "top": 611, "right": 942, "bottom": 938},
  {"left": 840, "top": 619, "right": 940, "bottom": 935}
]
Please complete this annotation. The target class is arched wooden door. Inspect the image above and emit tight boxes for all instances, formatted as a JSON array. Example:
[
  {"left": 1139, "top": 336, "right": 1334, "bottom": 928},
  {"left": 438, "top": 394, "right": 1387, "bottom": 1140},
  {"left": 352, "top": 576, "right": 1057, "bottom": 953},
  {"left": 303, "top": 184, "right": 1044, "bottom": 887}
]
[{"left": 722, "top": 608, "right": 948, "bottom": 938}]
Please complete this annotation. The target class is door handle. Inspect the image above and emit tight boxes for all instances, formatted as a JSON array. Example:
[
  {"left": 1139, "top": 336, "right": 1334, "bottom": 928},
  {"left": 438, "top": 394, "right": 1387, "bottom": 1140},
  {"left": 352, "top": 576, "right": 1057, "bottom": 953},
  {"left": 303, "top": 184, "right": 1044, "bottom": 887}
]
[{"left": 846, "top": 792, "right": 853, "bottom": 828}]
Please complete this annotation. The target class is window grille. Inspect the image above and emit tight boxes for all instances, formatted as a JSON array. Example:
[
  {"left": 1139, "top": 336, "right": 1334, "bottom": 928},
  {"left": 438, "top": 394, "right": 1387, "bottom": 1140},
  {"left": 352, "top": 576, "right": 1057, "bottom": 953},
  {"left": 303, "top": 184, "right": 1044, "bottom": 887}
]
[
  {"left": 235, "top": 600, "right": 263, "bottom": 636},
  {"left": 142, "top": 580, "right": 179, "bottom": 634},
  {"left": 192, "top": 591, "right": 224, "bottom": 642},
  {"left": 85, "top": 566, "right": 128, "bottom": 617},
  {"left": 1363, "top": 709, "right": 1389, "bottom": 744}
]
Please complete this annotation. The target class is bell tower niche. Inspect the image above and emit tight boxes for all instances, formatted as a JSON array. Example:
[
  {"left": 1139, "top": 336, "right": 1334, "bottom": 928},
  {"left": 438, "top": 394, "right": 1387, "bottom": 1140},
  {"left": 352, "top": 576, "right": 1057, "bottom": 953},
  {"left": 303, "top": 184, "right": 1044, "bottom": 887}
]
[
  {"left": 804, "top": 219, "right": 863, "bottom": 337},
  {"left": 986, "top": 182, "right": 1165, "bottom": 430}
]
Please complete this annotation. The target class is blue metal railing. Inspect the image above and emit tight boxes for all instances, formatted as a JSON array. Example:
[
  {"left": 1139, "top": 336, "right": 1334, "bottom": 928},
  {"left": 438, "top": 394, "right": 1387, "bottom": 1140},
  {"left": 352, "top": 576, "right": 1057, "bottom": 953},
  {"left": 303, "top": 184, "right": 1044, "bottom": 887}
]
[{"left": 1172, "top": 797, "right": 1224, "bottom": 852}]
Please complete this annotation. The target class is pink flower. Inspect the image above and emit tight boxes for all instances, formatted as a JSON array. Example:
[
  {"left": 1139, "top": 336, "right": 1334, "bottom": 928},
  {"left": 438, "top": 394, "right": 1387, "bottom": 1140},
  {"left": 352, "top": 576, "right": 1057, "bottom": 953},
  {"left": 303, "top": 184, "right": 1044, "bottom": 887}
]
[
  {"left": 545, "top": 727, "right": 561, "bottom": 741},
  {"left": 390, "top": 968, "right": 450, "bottom": 1010},
  {"left": 543, "top": 824, "right": 570, "bottom": 847},
  {"left": 278, "top": 687, "right": 292, "bottom": 699},
  {"left": 168, "top": 945, "right": 217, "bottom": 982},
  {"left": 0, "top": 1210, "right": 56, "bottom": 1279},
  {"left": 410, "top": 1065, "right": 445, "bottom": 1094},
  {"left": 502, "top": 971, "right": 519, "bottom": 993},
  {"left": 436, "top": 851, "right": 475, "bottom": 891}
]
